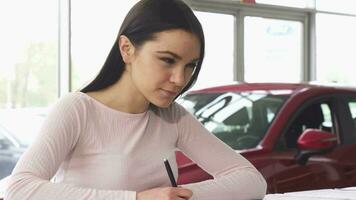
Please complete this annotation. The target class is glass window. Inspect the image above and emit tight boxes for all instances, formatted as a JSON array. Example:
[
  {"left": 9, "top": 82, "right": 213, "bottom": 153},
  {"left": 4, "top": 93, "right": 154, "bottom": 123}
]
[
  {"left": 179, "top": 91, "right": 288, "bottom": 150},
  {"left": 192, "top": 12, "right": 234, "bottom": 89},
  {"left": 256, "top": 0, "right": 315, "bottom": 8},
  {"left": 316, "top": 0, "right": 356, "bottom": 14},
  {"left": 349, "top": 102, "right": 356, "bottom": 119},
  {"left": 176, "top": 93, "right": 222, "bottom": 114},
  {"left": 0, "top": 0, "right": 58, "bottom": 108},
  {"left": 321, "top": 103, "right": 332, "bottom": 127},
  {"left": 316, "top": 14, "right": 356, "bottom": 85},
  {"left": 348, "top": 101, "right": 356, "bottom": 140},
  {"left": 281, "top": 102, "right": 334, "bottom": 150},
  {"left": 71, "top": 1, "right": 138, "bottom": 91},
  {"left": 244, "top": 17, "right": 303, "bottom": 83},
  {"left": 71, "top": 8, "right": 234, "bottom": 91}
]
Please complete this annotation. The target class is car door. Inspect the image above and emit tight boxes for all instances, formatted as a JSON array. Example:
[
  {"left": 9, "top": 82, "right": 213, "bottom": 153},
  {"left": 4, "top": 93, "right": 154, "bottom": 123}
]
[
  {"left": 270, "top": 95, "right": 356, "bottom": 193},
  {"left": 336, "top": 96, "right": 356, "bottom": 185}
]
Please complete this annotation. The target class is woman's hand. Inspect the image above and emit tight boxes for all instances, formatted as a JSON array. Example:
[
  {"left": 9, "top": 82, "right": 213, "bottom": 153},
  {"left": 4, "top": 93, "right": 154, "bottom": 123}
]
[{"left": 136, "top": 187, "right": 193, "bottom": 200}]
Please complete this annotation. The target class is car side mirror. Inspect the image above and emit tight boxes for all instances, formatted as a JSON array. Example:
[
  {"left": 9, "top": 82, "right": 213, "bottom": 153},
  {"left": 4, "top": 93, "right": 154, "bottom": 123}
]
[
  {"left": 297, "top": 129, "right": 337, "bottom": 150},
  {"left": 295, "top": 129, "right": 337, "bottom": 165}
]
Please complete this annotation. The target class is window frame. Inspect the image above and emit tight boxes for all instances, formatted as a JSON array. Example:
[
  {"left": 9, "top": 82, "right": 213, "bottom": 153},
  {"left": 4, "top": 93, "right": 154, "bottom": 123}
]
[
  {"left": 184, "top": 0, "right": 312, "bottom": 82},
  {"left": 275, "top": 95, "right": 340, "bottom": 151}
]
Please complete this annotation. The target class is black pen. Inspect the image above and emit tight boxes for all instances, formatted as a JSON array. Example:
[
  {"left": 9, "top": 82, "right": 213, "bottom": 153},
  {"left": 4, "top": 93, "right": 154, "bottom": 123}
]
[{"left": 164, "top": 158, "right": 177, "bottom": 187}]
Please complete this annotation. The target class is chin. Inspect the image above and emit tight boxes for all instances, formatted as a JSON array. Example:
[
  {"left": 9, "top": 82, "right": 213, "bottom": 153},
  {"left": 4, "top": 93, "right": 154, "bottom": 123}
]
[{"left": 151, "top": 99, "right": 173, "bottom": 108}]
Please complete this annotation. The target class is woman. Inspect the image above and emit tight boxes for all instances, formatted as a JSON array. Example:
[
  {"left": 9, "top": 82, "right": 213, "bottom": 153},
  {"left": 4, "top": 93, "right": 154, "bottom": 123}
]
[{"left": 5, "top": 0, "right": 267, "bottom": 199}]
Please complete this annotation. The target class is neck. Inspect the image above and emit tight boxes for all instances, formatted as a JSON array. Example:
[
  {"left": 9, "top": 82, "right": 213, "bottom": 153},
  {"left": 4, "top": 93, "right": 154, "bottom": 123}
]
[{"left": 86, "top": 71, "right": 150, "bottom": 114}]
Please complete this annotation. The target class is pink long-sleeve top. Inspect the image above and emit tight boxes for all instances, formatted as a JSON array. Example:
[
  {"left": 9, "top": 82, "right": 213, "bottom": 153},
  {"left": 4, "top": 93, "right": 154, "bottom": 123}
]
[{"left": 5, "top": 92, "right": 266, "bottom": 200}]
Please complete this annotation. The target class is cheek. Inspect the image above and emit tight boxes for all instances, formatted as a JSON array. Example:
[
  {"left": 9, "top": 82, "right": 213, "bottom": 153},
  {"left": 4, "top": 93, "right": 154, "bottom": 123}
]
[
  {"left": 133, "top": 59, "right": 169, "bottom": 89},
  {"left": 133, "top": 56, "right": 154, "bottom": 78},
  {"left": 144, "top": 61, "right": 171, "bottom": 82}
]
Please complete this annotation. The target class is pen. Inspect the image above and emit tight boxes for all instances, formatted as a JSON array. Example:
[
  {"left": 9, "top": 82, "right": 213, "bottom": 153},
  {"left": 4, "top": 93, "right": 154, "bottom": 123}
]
[{"left": 164, "top": 158, "right": 177, "bottom": 187}]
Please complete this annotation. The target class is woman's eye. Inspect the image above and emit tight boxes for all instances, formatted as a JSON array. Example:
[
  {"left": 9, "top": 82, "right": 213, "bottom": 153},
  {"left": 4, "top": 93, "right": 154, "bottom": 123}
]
[{"left": 160, "top": 57, "right": 175, "bottom": 64}]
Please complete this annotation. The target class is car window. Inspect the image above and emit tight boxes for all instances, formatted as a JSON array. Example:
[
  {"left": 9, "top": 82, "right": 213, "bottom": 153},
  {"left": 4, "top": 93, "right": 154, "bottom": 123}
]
[
  {"left": 279, "top": 102, "right": 335, "bottom": 150},
  {"left": 177, "top": 93, "right": 221, "bottom": 114},
  {"left": 348, "top": 101, "right": 356, "bottom": 124},
  {"left": 179, "top": 92, "right": 288, "bottom": 150},
  {"left": 346, "top": 101, "right": 356, "bottom": 138}
]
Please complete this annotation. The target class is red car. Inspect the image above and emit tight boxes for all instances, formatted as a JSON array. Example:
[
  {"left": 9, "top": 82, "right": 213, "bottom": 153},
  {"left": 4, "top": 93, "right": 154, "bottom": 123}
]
[{"left": 175, "top": 82, "right": 356, "bottom": 193}]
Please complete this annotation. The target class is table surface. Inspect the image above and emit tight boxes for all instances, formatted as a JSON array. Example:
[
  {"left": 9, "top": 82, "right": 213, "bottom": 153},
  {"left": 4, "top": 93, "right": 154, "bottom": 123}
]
[
  {"left": 1, "top": 175, "right": 356, "bottom": 200},
  {"left": 264, "top": 187, "right": 356, "bottom": 200}
]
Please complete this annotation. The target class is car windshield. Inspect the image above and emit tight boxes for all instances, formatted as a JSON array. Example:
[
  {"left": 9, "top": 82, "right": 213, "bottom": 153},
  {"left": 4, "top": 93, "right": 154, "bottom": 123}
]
[
  {"left": 178, "top": 91, "right": 289, "bottom": 150},
  {"left": 0, "top": 125, "right": 23, "bottom": 148}
]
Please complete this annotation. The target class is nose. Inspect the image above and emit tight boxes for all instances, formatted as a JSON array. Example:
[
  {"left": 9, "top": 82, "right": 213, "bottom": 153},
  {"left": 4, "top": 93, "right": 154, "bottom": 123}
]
[{"left": 169, "top": 66, "right": 186, "bottom": 87}]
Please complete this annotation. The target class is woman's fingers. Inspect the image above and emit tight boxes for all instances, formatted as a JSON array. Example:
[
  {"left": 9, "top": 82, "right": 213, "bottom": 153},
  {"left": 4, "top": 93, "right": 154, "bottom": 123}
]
[
  {"left": 175, "top": 187, "right": 193, "bottom": 198},
  {"left": 136, "top": 186, "right": 193, "bottom": 200}
]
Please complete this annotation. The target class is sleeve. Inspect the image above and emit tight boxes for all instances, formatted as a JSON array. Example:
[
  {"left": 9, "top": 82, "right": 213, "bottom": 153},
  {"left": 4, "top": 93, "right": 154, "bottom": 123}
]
[
  {"left": 174, "top": 104, "right": 267, "bottom": 200},
  {"left": 5, "top": 94, "right": 136, "bottom": 200}
]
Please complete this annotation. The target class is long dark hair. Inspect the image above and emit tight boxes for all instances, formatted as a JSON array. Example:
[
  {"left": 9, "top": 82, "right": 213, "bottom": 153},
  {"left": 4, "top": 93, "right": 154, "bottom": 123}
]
[{"left": 81, "top": 0, "right": 205, "bottom": 98}]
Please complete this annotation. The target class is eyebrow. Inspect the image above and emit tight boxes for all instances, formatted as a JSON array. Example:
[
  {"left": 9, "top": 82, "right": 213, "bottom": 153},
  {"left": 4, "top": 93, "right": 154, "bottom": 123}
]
[{"left": 156, "top": 50, "right": 199, "bottom": 63}]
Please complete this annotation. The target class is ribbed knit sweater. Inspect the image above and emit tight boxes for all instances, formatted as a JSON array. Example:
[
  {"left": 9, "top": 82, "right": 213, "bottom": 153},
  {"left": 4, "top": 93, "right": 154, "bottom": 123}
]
[{"left": 5, "top": 92, "right": 266, "bottom": 200}]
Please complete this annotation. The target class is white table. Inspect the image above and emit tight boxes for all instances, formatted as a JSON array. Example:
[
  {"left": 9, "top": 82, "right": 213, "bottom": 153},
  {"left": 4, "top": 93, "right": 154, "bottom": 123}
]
[{"left": 264, "top": 187, "right": 356, "bottom": 200}]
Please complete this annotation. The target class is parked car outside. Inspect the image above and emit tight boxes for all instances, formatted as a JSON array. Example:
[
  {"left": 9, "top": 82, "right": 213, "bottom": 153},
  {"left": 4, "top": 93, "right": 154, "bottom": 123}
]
[
  {"left": 0, "top": 108, "right": 47, "bottom": 199},
  {"left": 176, "top": 82, "right": 356, "bottom": 193},
  {"left": 0, "top": 125, "right": 26, "bottom": 180}
]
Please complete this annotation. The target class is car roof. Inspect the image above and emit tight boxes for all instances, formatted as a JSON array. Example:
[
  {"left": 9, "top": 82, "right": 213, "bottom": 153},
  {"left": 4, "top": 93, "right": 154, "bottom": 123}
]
[{"left": 188, "top": 82, "right": 356, "bottom": 95}]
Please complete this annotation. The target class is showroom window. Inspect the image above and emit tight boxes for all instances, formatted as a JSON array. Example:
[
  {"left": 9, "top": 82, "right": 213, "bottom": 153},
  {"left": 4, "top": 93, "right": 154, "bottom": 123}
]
[
  {"left": 0, "top": 0, "right": 58, "bottom": 108},
  {"left": 256, "top": 0, "right": 315, "bottom": 8},
  {"left": 71, "top": 7, "right": 234, "bottom": 91},
  {"left": 192, "top": 12, "right": 234, "bottom": 89},
  {"left": 315, "top": 14, "right": 356, "bottom": 85},
  {"left": 244, "top": 17, "right": 303, "bottom": 83},
  {"left": 0, "top": 0, "right": 58, "bottom": 144},
  {"left": 71, "top": 0, "right": 137, "bottom": 91},
  {"left": 316, "top": 0, "right": 356, "bottom": 15}
]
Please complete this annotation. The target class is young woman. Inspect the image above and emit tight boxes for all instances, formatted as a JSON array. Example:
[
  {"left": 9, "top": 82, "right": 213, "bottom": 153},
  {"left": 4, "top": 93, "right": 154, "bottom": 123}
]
[{"left": 5, "top": 0, "right": 267, "bottom": 199}]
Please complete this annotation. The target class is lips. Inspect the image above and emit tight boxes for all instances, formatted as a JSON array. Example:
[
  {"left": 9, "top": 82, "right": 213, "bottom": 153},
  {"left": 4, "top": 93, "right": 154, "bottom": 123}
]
[{"left": 161, "top": 89, "right": 179, "bottom": 97}]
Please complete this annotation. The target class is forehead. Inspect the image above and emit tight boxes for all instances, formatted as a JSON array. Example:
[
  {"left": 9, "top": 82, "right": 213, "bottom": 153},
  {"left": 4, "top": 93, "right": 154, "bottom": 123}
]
[{"left": 141, "top": 29, "right": 201, "bottom": 59}]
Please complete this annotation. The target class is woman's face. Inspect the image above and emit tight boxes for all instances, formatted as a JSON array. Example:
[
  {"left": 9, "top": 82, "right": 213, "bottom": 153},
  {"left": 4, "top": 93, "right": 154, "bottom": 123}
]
[{"left": 125, "top": 29, "right": 201, "bottom": 108}]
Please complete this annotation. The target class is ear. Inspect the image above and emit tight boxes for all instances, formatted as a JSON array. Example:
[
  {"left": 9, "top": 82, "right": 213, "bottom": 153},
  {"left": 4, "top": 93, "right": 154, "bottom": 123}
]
[{"left": 118, "top": 35, "right": 135, "bottom": 64}]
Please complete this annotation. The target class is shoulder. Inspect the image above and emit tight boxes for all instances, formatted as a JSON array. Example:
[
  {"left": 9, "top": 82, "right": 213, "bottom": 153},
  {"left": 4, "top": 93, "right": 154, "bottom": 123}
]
[
  {"left": 51, "top": 92, "right": 91, "bottom": 114},
  {"left": 59, "top": 92, "right": 88, "bottom": 102}
]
